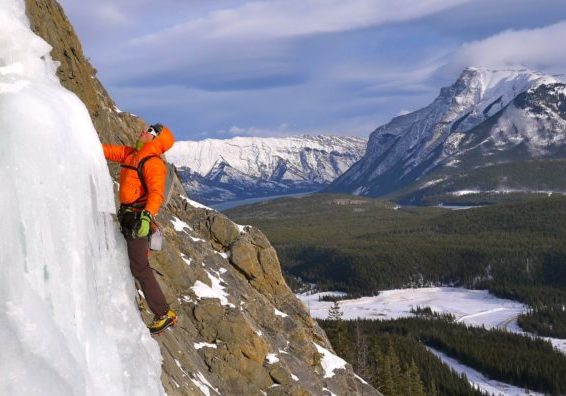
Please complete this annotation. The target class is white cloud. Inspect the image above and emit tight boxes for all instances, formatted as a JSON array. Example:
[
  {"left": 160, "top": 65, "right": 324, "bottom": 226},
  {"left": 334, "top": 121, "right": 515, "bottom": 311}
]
[
  {"left": 105, "top": 0, "right": 471, "bottom": 84},
  {"left": 96, "top": 4, "right": 130, "bottom": 25},
  {"left": 450, "top": 20, "right": 566, "bottom": 74},
  {"left": 63, "top": 0, "right": 566, "bottom": 141},
  {"left": 132, "top": 0, "right": 471, "bottom": 46},
  {"left": 226, "top": 124, "right": 299, "bottom": 137}
]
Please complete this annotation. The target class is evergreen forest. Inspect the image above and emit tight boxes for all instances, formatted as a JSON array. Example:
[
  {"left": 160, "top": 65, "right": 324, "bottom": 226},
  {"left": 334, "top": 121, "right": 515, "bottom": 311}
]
[
  {"left": 319, "top": 316, "right": 566, "bottom": 395},
  {"left": 227, "top": 194, "right": 566, "bottom": 337}
]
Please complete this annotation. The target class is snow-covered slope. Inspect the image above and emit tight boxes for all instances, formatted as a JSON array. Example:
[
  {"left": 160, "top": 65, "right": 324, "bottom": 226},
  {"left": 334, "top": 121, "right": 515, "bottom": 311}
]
[
  {"left": 493, "top": 82, "right": 566, "bottom": 151},
  {"left": 167, "top": 135, "right": 367, "bottom": 204},
  {"left": 327, "top": 67, "right": 564, "bottom": 198},
  {"left": 0, "top": 2, "right": 163, "bottom": 394}
]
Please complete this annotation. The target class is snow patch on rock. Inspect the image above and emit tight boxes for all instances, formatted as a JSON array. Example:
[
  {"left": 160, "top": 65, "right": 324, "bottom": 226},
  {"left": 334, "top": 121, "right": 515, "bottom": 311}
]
[
  {"left": 314, "top": 343, "right": 348, "bottom": 378},
  {"left": 194, "top": 342, "right": 217, "bottom": 350},
  {"left": 192, "top": 270, "right": 235, "bottom": 308}
]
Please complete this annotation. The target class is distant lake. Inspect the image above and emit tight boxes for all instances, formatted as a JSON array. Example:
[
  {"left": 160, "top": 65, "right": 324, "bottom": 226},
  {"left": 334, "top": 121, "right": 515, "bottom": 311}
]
[
  {"left": 212, "top": 191, "right": 316, "bottom": 211},
  {"left": 436, "top": 203, "right": 485, "bottom": 210},
  {"left": 212, "top": 194, "right": 487, "bottom": 211}
]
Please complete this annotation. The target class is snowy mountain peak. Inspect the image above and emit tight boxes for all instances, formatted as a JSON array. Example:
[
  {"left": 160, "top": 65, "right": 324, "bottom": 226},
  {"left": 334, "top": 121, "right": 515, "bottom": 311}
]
[
  {"left": 460, "top": 65, "right": 559, "bottom": 83},
  {"left": 167, "top": 135, "right": 366, "bottom": 176},
  {"left": 444, "top": 67, "right": 560, "bottom": 125},
  {"left": 167, "top": 134, "right": 367, "bottom": 205},
  {"left": 429, "top": 67, "right": 560, "bottom": 134},
  {"left": 327, "top": 67, "right": 564, "bottom": 197},
  {"left": 367, "top": 68, "right": 559, "bottom": 171}
]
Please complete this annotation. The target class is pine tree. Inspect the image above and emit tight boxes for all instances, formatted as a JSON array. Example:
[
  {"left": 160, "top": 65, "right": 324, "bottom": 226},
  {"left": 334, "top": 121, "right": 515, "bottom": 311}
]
[
  {"left": 381, "top": 351, "right": 396, "bottom": 395},
  {"left": 355, "top": 321, "right": 369, "bottom": 379},
  {"left": 429, "top": 379, "right": 439, "bottom": 396},
  {"left": 327, "top": 301, "right": 349, "bottom": 360},
  {"left": 398, "top": 362, "right": 411, "bottom": 396},
  {"left": 371, "top": 337, "right": 384, "bottom": 388},
  {"left": 328, "top": 301, "right": 343, "bottom": 320},
  {"left": 379, "top": 338, "right": 402, "bottom": 396},
  {"left": 387, "top": 339, "right": 402, "bottom": 388},
  {"left": 407, "top": 359, "right": 426, "bottom": 396}
]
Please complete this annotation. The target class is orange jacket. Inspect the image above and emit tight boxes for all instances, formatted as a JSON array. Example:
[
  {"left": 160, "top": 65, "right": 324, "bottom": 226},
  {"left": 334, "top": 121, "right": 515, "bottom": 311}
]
[{"left": 103, "top": 126, "right": 175, "bottom": 216}]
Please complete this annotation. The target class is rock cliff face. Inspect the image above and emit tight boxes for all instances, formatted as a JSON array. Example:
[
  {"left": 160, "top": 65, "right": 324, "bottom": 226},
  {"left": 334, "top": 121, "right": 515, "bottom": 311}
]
[{"left": 23, "top": 0, "right": 379, "bottom": 394}]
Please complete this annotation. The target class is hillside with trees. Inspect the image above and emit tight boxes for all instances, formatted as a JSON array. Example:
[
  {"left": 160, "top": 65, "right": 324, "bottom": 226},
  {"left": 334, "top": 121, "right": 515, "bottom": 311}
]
[
  {"left": 227, "top": 193, "right": 566, "bottom": 336},
  {"left": 319, "top": 316, "right": 566, "bottom": 395}
]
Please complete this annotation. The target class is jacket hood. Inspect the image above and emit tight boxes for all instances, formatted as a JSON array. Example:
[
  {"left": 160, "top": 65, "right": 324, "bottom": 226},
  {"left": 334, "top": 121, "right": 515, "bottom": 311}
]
[{"left": 139, "top": 126, "right": 175, "bottom": 156}]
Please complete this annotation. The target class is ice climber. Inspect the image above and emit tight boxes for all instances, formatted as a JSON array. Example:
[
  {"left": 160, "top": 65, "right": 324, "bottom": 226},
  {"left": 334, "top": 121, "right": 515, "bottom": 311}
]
[{"left": 103, "top": 123, "right": 177, "bottom": 334}]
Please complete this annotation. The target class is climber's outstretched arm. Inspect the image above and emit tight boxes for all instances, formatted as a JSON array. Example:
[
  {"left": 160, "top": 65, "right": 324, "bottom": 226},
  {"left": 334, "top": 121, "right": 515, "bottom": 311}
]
[{"left": 102, "top": 144, "right": 134, "bottom": 163}]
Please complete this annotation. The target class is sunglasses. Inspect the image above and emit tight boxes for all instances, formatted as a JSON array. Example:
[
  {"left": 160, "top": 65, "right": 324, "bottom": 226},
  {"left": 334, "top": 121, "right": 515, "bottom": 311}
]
[{"left": 146, "top": 126, "right": 159, "bottom": 137}]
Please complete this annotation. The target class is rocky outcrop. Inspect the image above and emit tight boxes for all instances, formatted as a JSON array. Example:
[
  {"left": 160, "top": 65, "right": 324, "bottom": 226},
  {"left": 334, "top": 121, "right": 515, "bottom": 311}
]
[
  {"left": 24, "top": 0, "right": 380, "bottom": 394},
  {"left": 153, "top": 201, "right": 376, "bottom": 395}
]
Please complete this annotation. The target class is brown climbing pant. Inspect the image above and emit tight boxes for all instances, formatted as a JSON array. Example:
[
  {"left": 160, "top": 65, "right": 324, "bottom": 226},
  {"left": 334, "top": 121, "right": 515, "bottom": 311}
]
[{"left": 127, "top": 237, "right": 169, "bottom": 317}]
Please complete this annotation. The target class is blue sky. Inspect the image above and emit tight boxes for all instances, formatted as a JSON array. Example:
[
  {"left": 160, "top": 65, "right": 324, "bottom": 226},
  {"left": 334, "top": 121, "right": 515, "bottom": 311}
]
[{"left": 58, "top": 0, "right": 566, "bottom": 141}]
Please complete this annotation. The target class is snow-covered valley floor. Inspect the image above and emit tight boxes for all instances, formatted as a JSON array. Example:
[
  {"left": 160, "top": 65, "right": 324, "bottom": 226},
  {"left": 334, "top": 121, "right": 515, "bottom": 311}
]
[
  {"left": 299, "top": 287, "right": 530, "bottom": 329},
  {"left": 298, "top": 287, "right": 566, "bottom": 396}
]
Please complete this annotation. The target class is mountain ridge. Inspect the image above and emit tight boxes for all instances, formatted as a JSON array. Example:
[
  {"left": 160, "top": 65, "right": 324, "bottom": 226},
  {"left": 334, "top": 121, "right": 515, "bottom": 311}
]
[
  {"left": 326, "top": 67, "right": 565, "bottom": 201},
  {"left": 167, "top": 134, "right": 367, "bottom": 205}
]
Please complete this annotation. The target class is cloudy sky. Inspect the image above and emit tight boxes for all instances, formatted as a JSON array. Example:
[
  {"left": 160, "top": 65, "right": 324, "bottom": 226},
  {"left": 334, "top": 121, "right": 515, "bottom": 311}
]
[{"left": 58, "top": 0, "right": 566, "bottom": 141}]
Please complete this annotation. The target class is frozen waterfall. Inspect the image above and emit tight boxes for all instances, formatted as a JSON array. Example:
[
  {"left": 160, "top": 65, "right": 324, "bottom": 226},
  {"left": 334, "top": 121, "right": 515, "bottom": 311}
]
[{"left": 0, "top": 0, "right": 164, "bottom": 394}]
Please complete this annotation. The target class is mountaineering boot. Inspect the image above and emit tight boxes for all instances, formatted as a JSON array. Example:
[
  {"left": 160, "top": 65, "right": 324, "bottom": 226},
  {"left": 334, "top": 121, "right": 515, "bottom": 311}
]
[{"left": 148, "top": 309, "right": 177, "bottom": 335}]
